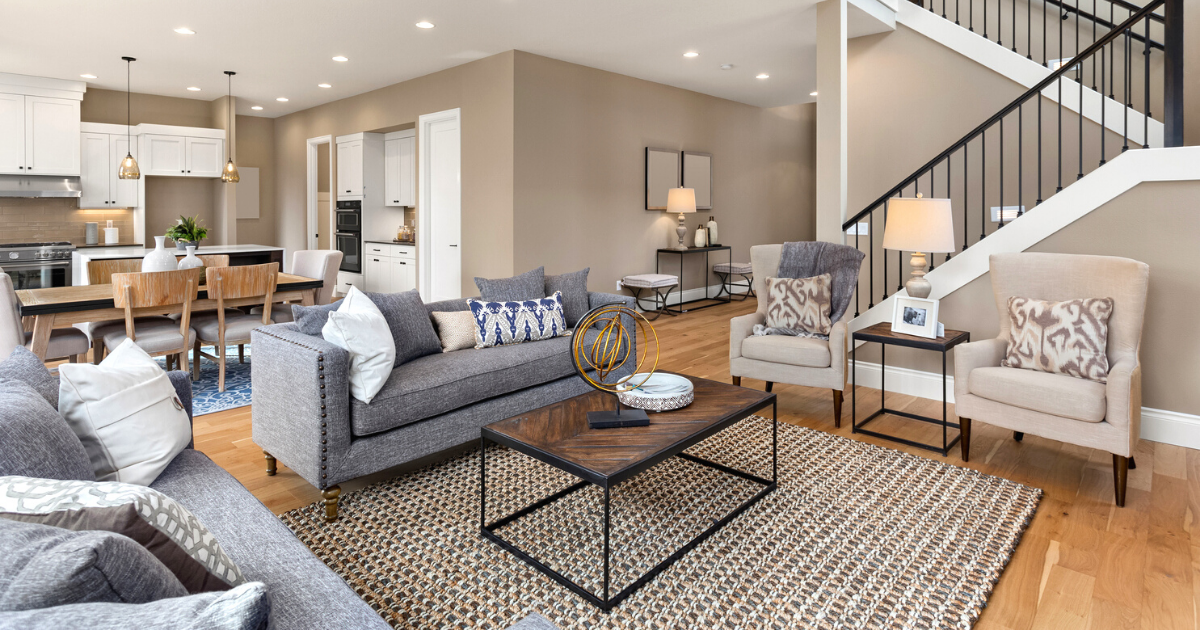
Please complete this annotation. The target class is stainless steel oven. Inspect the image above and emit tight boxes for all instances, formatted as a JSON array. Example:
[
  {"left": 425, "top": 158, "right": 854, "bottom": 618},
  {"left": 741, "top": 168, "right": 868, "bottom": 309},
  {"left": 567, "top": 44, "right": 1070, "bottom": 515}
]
[
  {"left": 0, "top": 242, "right": 75, "bottom": 289},
  {"left": 335, "top": 200, "right": 361, "bottom": 273}
]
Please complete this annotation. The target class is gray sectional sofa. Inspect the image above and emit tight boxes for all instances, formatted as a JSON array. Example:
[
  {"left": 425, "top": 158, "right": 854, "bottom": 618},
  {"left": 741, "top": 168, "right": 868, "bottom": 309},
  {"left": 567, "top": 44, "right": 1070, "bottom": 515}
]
[{"left": 250, "top": 291, "right": 636, "bottom": 521}]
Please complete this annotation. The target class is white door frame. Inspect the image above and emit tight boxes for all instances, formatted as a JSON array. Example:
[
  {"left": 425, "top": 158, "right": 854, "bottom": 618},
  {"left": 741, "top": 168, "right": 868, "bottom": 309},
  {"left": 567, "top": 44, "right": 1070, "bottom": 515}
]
[
  {"left": 305, "top": 135, "right": 334, "bottom": 252},
  {"left": 417, "top": 108, "right": 461, "bottom": 302}
]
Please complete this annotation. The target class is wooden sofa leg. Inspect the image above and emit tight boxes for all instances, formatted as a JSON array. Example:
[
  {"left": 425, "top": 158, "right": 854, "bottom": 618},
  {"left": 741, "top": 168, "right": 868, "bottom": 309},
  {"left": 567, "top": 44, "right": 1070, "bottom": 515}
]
[
  {"left": 960, "top": 418, "right": 972, "bottom": 462},
  {"left": 1013, "top": 431, "right": 1024, "bottom": 442},
  {"left": 1113, "top": 455, "right": 1129, "bottom": 507},
  {"left": 264, "top": 452, "right": 276, "bottom": 476},
  {"left": 765, "top": 381, "right": 774, "bottom": 393},
  {"left": 832, "top": 390, "right": 843, "bottom": 429},
  {"left": 322, "top": 485, "right": 342, "bottom": 522},
  {"left": 732, "top": 376, "right": 742, "bottom": 387}
]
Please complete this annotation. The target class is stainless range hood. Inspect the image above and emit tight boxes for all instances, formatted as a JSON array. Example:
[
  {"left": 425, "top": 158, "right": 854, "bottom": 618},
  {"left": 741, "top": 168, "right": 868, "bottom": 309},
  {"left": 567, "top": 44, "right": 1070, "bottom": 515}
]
[{"left": 0, "top": 174, "right": 82, "bottom": 198}]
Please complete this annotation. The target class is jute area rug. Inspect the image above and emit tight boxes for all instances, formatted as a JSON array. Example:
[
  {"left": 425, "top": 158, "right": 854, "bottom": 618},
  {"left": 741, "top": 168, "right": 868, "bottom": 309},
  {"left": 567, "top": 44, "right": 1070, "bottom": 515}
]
[{"left": 280, "top": 417, "right": 1041, "bottom": 629}]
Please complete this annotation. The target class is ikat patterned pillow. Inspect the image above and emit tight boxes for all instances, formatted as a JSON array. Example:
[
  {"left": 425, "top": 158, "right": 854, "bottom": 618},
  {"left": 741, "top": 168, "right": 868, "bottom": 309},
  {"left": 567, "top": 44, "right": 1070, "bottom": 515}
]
[
  {"left": 1002, "top": 296, "right": 1113, "bottom": 383},
  {"left": 468, "top": 291, "right": 571, "bottom": 349},
  {"left": 765, "top": 274, "right": 833, "bottom": 336}
]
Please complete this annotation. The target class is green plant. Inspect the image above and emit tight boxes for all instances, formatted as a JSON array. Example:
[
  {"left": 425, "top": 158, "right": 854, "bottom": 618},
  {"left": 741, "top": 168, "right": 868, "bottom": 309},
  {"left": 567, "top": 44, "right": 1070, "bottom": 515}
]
[{"left": 165, "top": 215, "right": 209, "bottom": 243}]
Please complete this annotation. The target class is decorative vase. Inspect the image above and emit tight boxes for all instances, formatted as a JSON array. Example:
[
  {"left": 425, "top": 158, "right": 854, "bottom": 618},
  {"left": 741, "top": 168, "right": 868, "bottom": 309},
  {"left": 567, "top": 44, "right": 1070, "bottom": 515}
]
[
  {"left": 177, "top": 246, "right": 203, "bottom": 271},
  {"left": 142, "top": 236, "right": 178, "bottom": 272},
  {"left": 694, "top": 224, "right": 707, "bottom": 248},
  {"left": 175, "top": 239, "right": 198, "bottom": 251},
  {"left": 706, "top": 216, "right": 719, "bottom": 246}
]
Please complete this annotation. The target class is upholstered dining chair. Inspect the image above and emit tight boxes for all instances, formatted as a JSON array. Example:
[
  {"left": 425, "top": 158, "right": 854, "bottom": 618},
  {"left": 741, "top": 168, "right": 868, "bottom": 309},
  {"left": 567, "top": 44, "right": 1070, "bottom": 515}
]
[
  {"left": 728, "top": 244, "right": 852, "bottom": 426},
  {"left": 0, "top": 272, "right": 90, "bottom": 364},
  {"left": 97, "top": 268, "right": 202, "bottom": 373},
  {"left": 192, "top": 263, "right": 278, "bottom": 391},
  {"left": 252, "top": 250, "right": 342, "bottom": 323},
  {"left": 954, "top": 253, "right": 1149, "bottom": 507}
]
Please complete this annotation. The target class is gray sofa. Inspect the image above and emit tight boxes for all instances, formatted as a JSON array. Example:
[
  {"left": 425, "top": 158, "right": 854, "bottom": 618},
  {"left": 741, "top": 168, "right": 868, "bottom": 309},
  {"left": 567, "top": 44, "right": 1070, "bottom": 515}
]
[{"left": 250, "top": 291, "right": 636, "bottom": 521}]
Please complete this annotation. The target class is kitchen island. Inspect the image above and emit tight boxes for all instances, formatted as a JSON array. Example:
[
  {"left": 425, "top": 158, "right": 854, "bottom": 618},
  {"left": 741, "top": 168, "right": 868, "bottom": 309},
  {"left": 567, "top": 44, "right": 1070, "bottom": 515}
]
[{"left": 72, "top": 244, "right": 286, "bottom": 285}]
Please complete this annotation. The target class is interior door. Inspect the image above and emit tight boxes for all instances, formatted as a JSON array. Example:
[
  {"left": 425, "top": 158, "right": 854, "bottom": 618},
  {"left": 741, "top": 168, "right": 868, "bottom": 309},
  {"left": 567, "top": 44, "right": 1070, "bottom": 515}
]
[
  {"left": 110, "top": 134, "right": 137, "bottom": 208},
  {"left": 185, "top": 137, "right": 222, "bottom": 177},
  {"left": 24, "top": 96, "right": 80, "bottom": 176},
  {"left": 0, "top": 93, "right": 24, "bottom": 174},
  {"left": 79, "top": 133, "right": 110, "bottom": 208},
  {"left": 427, "top": 116, "right": 461, "bottom": 302}
]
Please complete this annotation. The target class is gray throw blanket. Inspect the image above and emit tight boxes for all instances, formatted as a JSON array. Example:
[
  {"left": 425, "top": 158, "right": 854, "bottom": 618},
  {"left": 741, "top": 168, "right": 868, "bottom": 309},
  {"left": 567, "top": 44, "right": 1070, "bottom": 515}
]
[{"left": 754, "top": 241, "right": 866, "bottom": 339}]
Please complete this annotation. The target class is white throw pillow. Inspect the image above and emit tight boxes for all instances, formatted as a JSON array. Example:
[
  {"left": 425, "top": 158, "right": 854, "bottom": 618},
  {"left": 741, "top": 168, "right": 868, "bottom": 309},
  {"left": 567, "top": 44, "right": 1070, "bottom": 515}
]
[
  {"left": 58, "top": 339, "right": 192, "bottom": 486},
  {"left": 322, "top": 286, "right": 396, "bottom": 404}
]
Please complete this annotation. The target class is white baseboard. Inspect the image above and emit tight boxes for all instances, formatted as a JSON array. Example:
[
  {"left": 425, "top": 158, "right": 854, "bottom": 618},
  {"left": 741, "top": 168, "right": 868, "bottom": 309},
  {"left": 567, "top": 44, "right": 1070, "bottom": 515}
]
[
  {"left": 852, "top": 361, "right": 1200, "bottom": 449},
  {"left": 629, "top": 283, "right": 744, "bottom": 310}
]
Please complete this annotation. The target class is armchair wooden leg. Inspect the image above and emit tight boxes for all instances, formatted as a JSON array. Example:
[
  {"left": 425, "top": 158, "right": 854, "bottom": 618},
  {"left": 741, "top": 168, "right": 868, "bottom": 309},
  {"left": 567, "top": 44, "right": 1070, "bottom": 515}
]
[
  {"left": 832, "top": 390, "right": 843, "bottom": 429},
  {"left": 322, "top": 485, "right": 342, "bottom": 522},
  {"left": 264, "top": 452, "right": 277, "bottom": 476},
  {"left": 1013, "top": 431, "right": 1024, "bottom": 442},
  {"left": 1113, "top": 455, "right": 1129, "bottom": 507},
  {"left": 765, "top": 381, "right": 774, "bottom": 393},
  {"left": 960, "top": 418, "right": 972, "bottom": 462},
  {"left": 1129, "top": 457, "right": 1136, "bottom": 470},
  {"left": 732, "top": 376, "right": 742, "bottom": 387}
]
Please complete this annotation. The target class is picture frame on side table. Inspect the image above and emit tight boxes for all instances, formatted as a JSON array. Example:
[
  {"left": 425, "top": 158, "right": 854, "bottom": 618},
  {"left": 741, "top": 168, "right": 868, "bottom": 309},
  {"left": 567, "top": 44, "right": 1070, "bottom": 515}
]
[
  {"left": 645, "top": 147, "right": 681, "bottom": 210},
  {"left": 682, "top": 151, "right": 712, "bottom": 210},
  {"left": 891, "top": 296, "right": 940, "bottom": 339}
]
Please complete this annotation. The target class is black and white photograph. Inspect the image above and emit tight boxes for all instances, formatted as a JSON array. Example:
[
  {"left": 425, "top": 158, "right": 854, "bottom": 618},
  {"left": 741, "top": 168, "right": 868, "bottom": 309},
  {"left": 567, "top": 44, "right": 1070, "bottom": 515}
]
[
  {"left": 902, "top": 306, "right": 927, "bottom": 327},
  {"left": 892, "top": 297, "right": 940, "bottom": 338}
]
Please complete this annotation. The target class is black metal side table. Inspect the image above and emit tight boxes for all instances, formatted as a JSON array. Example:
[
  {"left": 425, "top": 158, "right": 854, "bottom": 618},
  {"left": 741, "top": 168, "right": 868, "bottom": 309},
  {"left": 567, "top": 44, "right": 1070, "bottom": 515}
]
[
  {"left": 851, "top": 322, "right": 970, "bottom": 456},
  {"left": 655, "top": 246, "right": 732, "bottom": 314}
]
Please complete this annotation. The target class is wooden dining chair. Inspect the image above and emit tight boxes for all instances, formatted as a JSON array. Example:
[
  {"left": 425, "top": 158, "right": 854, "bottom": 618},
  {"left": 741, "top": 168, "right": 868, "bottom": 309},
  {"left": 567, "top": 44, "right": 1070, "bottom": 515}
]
[
  {"left": 174, "top": 254, "right": 230, "bottom": 283},
  {"left": 100, "top": 268, "right": 202, "bottom": 373},
  {"left": 85, "top": 259, "right": 175, "bottom": 364},
  {"left": 87, "top": 258, "right": 143, "bottom": 285},
  {"left": 0, "top": 272, "right": 90, "bottom": 364},
  {"left": 191, "top": 263, "right": 278, "bottom": 391}
]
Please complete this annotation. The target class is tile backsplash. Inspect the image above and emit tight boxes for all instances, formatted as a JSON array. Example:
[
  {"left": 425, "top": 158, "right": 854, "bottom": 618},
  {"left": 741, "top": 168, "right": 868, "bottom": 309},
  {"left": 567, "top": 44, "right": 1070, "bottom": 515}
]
[{"left": 0, "top": 198, "right": 134, "bottom": 244}]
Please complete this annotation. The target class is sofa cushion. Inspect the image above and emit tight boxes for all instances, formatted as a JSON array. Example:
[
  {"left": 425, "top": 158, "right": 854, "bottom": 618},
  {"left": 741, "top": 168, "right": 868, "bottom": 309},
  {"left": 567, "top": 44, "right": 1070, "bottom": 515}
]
[
  {"left": 366, "top": 289, "right": 442, "bottom": 366},
  {"left": 430, "top": 310, "right": 476, "bottom": 353},
  {"left": 1002, "top": 296, "right": 1114, "bottom": 383},
  {"left": 475, "top": 266, "right": 545, "bottom": 302},
  {"left": 968, "top": 366, "right": 1107, "bottom": 422},
  {"left": 765, "top": 274, "right": 832, "bottom": 336},
  {"left": 545, "top": 268, "right": 589, "bottom": 327},
  {"left": 0, "top": 581, "right": 270, "bottom": 630},
  {"left": 0, "top": 380, "right": 95, "bottom": 481},
  {"left": 290, "top": 300, "right": 343, "bottom": 336},
  {"left": 191, "top": 313, "right": 271, "bottom": 343},
  {"left": 469, "top": 293, "right": 570, "bottom": 349},
  {"left": 0, "top": 346, "right": 59, "bottom": 408},
  {"left": 740, "top": 334, "right": 831, "bottom": 368},
  {"left": 322, "top": 288, "right": 395, "bottom": 404},
  {"left": 0, "top": 518, "right": 187, "bottom": 611},
  {"left": 149, "top": 450, "right": 390, "bottom": 630}
]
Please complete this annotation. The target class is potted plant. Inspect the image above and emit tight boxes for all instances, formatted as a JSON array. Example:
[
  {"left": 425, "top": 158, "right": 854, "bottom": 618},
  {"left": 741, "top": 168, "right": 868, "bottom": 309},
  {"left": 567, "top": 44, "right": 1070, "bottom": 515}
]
[{"left": 166, "top": 215, "right": 209, "bottom": 251}]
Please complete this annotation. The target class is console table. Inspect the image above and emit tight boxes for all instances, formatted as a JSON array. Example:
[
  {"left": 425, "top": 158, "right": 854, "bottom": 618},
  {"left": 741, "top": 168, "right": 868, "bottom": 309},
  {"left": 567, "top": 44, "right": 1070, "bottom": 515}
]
[{"left": 655, "top": 246, "right": 732, "bottom": 314}]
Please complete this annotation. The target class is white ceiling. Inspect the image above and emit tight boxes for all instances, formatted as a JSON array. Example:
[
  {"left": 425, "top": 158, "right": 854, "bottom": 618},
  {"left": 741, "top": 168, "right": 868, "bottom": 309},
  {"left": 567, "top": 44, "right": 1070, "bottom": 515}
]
[{"left": 0, "top": 0, "right": 832, "bottom": 118}]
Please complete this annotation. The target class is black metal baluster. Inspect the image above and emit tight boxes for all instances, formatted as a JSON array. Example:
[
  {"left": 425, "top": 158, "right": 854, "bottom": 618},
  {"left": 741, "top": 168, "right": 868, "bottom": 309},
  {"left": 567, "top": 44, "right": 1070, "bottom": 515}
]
[
  {"left": 1011, "top": 0, "right": 1016, "bottom": 51},
  {"left": 1037, "top": 87, "right": 1044, "bottom": 204},
  {"left": 1109, "top": 2, "right": 1116, "bottom": 98},
  {"left": 1123, "top": 28, "right": 1130, "bottom": 151},
  {"left": 1101, "top": 41, "right": 1107, "bottom": 164},
  {"left": 882, "top": 200, "right": 889, "bottom": 301},
  {"left": 1143, "top": 16, "right": 1151, "bottom": 148},
  {"left": 963, "top": 144, "right": 970, "bottom": 249},
  {"left": 1000, "top": 117, "right": 1005, "bottom": 227},
  {"left": 1092, "top": 0, "right": 1097, "bottom": 88},
  {"left": 1057, "top": 4, "right": 1064, "bottom": 193},
  {"left": 997, "top": 0, "right": 1003, "bottom": 47},
  {"left": 970, "top": 0, "right": 975, "bottom": 31},
  {"left": 984, "top": 0, "right": 989, "bottom": 39},
  {"left": 1027, "top": 0, "right": 1033, "bottom": 59},
  {"left": 946, "top": 157, "right": 953, "bottom": 262},
  {"left": 942, "top": 0, "right": 947, "bottom": 20},
  {"left": 981, "top": 129, "right": 987, "bottom": 242},
  {"left": 1018, "top": 103, "right": 1024, "bottom": 216},
  {"left": 868, "top": 210, "right": 874, "bottom": 309},
  {"left": 1078, "top": 56, "right": 1084, "bottom": 180},
  {"left": 956, "top": 0, "right": 961, "bottom": 25},
  {"left": 855, "top": 224, "right": 860, "bottom": 316},
  {"left": 1043, "top": 0, "right": 1048, "bottom": 64}
]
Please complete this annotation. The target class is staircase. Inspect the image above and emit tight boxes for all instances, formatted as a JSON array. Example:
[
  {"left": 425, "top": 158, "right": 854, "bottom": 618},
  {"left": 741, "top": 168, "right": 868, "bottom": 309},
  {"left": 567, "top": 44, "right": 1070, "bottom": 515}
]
[{"left": 845, "top": 0, "right": 1184, "bottom": 330}]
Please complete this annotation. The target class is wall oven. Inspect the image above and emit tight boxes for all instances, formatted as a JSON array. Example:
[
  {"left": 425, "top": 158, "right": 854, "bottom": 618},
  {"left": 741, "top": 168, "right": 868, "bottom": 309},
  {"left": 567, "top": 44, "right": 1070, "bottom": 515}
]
[
  {"left": 335, "top": 200, "right": 361, "bottom": 273},
  {"left": 0, "top": 242, "right": 75, "bottom": 289}
]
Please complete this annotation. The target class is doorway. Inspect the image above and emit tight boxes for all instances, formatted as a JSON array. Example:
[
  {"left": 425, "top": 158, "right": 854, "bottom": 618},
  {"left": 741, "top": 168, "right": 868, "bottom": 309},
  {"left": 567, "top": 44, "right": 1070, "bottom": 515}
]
[
  {"left": 306, "top": 135, "right": 334, "bottom": 252},
  {"left": 418, "top": 109, "right": 461, "bottom": 302}
]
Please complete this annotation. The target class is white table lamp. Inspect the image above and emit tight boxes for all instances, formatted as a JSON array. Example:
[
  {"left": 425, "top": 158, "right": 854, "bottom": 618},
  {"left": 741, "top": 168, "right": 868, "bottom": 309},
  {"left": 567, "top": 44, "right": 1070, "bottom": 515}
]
[
  {"left": 667, "top": 187, "right": 697, "bottom": 251},
  {"left": 881, "top": 194, "right": 955, "bottom": 299}
]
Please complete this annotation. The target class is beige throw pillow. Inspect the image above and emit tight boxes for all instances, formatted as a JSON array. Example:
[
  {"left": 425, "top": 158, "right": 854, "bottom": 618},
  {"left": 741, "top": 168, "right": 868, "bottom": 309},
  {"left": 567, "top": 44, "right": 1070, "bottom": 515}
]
[
  {"left": 431, "top": 310, "right": 477, "bottom": 353},
  {"left": 1002, "top": 296, "right": 1114, "bottom": 383},
  {"left": 765, "top": 274, "right": 833, "bottom": 336}
]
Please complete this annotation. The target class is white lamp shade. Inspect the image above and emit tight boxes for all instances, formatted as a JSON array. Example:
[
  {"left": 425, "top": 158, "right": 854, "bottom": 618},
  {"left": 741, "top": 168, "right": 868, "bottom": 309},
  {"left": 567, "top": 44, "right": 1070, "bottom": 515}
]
[
  {"left": 667, "top": 187, "right": 696, "bottom": 213},
  {"left": 881, "top": 197, "right": 956, "bottom": 253}
]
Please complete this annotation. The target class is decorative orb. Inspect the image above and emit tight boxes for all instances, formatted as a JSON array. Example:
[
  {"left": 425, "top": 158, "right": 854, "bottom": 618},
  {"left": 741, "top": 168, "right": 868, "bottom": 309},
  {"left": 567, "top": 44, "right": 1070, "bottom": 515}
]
[{"left": 570, "top": 303, "right": 660, "bottom": 394}]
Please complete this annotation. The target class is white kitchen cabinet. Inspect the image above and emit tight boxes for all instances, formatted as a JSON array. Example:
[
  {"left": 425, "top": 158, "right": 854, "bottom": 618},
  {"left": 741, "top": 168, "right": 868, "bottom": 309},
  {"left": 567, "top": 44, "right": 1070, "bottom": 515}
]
[
  {"left": 390, "top": 258, "right": 416, "bottom": 292},
  {"left": 384, "top": 131, "right": 415, "bottom": 207},
  {"left": 24, "top": 96, "right": 80, "bottom": 176},
  {"left": 0, "top": 93, "right": 25, "bottom": 175},
  {"left": 81, "top": 132, "right": 139, "bottom": 208},
  {"left": 362, "top": 242, "right": 416, "bottom": 293},
  {"left": 337, "top": 139, "right": 364, "bottom": 199},
  {"left": 185, "top": 137, "right": 223, "bottom": 177},
  {"left": 141, "top": 133, "right": 223, "bottom": 177},
  {"left": 364, "top": 254, "right": 388, "bottom": 293},
  {"left": 336, "top": 271, "right": 364, "bottom": 297},
  {"left": 110, "top": 135, "right": 137, "bottom": 207}
]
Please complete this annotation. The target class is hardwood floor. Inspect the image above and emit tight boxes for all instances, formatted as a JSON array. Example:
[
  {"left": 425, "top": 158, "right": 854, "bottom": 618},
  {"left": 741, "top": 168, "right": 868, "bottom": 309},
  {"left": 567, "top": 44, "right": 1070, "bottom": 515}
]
[{"left": 194, "top": 296, "right": 1197, "bottom": 629}]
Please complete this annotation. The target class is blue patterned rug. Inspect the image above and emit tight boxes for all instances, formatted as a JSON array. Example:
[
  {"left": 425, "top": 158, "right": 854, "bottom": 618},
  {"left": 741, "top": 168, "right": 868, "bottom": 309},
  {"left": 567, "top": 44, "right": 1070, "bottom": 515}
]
[{"left": 156, "top": 346, "right": 253, "bottom": 416}]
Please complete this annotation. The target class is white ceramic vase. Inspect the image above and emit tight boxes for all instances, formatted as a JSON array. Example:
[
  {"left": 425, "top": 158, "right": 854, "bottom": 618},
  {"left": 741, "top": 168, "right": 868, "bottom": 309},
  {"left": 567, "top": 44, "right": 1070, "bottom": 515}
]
[
  {"left": 142, "top": 235, "right": 178, "bottom": 272},
  {"left": 177, "top": 245, "right": 203, "bottom": 271}
]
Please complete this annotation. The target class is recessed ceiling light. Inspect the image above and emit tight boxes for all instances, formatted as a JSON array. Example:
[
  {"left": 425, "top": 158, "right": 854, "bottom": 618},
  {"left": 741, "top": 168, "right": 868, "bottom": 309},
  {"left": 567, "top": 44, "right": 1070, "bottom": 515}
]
[
  {"left": 756, "top": 73, "right": 770, "bottom": 79},
  {"left": 810, "top": 91, "right": 818, "bottom": 96},
  {"left": 332, "top": 56, "right": 348, "bottom": 62},
  {"left": 251, "top": 106, "right": 263, "bottom": 110},
  {"left": 80, "top": 74, "right": 96, "bottom": 79},
  {"left": 318, "top": 83, "right": 332, "bottom": 88},
  {"left": 683, "top": 51, "right": 699, "bottom": 58},
  {"left": 415, "top": 21, "right": 435, "bottom": 29},
  {"left": 719, "top": 64, "right": 733, "bottom": 70},
  {"left": 187, "top": 86, "right": 201, "bottom": 91},
  {"left": 276, "top": 97, "right": 289, "bottom": 102},
  {"left": 174, "top": 27, "right": 195, "bottom": 35}
]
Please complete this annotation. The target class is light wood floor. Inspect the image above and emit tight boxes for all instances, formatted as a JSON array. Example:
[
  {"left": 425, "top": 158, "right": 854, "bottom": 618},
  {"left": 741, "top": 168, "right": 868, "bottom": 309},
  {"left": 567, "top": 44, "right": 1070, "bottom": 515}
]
[{"left": 192, "top": 296, "right": 1197, "bottom": 630}]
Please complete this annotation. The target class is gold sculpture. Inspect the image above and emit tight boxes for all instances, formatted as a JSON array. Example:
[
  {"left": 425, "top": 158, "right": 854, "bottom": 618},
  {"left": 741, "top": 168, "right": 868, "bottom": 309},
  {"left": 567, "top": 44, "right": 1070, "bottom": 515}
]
[{"left": 571, "top": 303, "right": 661, "bottom": 427}]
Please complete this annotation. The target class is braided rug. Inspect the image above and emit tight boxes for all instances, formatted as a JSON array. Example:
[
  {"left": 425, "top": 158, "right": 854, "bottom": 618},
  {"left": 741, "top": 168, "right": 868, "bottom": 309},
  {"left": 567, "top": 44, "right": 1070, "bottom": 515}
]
[{"left": 280, "top": 417, "right": 1041, "bottom": 629}]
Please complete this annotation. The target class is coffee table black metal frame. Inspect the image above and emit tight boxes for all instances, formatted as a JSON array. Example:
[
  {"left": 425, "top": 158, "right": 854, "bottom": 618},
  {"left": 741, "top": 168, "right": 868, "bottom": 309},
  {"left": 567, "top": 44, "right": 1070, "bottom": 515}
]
[
  {"left": 655, "top": 245, "right": 732, "bottom": 314},
  {"left": 851, "top": 323, "right": 970, "bottom": 456},
  {"left": 479, "top": 396, "right": 777, "bottom": 611}
]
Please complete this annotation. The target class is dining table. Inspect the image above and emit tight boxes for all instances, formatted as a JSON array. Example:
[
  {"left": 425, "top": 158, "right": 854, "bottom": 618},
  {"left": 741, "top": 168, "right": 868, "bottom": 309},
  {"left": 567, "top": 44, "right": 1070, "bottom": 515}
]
[{"left": 16, "top": 273, "right": 324, "bottom": 361}]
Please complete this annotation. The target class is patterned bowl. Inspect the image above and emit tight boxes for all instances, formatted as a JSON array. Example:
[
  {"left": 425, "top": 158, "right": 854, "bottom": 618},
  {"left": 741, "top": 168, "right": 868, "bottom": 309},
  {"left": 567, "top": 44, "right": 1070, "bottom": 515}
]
[{"left": 616, "top": 373, "right": 694, "bottom": 412}]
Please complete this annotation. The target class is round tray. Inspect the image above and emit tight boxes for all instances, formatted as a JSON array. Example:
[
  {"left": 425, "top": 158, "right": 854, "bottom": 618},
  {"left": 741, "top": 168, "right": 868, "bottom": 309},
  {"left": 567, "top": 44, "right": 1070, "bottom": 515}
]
[{"left": 616, "top": 373, "right": 694, "bottom": 412}]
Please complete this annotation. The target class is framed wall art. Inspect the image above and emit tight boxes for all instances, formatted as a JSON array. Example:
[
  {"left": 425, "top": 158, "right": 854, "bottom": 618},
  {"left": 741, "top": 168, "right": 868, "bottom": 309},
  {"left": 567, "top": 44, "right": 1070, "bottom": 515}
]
[{"left": 645, "top": 147, "right": 680, "bottom": 210}]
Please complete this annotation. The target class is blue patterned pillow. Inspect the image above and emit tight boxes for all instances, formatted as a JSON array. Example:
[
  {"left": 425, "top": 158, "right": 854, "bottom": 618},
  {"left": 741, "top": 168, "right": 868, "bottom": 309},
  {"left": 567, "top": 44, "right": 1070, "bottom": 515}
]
[{"left": 468, "top": 291, "right": 571, "bottom": 349}]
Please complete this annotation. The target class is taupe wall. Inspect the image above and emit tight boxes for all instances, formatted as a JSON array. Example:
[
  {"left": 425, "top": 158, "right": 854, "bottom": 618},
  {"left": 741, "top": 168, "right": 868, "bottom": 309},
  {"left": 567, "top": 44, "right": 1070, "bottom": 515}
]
[
  {"left": 511, "top": 51, "right": 816, "bottom": 294},
  {"left": 272, "top": 51, "right": 515, "bottom": 296},
  {"left": 235, "top": 115, "right": 276, "bottom": 247},
  {"left": 80, "top": 88, "right": 214, "bottom": 128},
  {"left": 857, "top": 180, "right": 1200, "bottom": 416},
  {"left": 144, "top": 177, "right": 215, "bottom": 241}
]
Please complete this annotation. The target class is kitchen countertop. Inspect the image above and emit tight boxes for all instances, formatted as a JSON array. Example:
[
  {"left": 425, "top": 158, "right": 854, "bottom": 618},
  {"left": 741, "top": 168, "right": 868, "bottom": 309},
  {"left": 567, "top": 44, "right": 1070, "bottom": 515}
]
[
  {"left": 73, "top": 242, "right": 143, "bottom": 249},
  {"left": 364, "top": 240, "right": 416, "bottom": 246},
  {"left": 74, "top": 244, "right": 285, "bottom": 260}
]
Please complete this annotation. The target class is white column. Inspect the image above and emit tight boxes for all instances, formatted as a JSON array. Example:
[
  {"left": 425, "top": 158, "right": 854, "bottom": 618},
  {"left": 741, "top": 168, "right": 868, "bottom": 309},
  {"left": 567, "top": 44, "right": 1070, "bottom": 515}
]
[{"left": 815, "top": 0, "right": 848, "bottom": 244}]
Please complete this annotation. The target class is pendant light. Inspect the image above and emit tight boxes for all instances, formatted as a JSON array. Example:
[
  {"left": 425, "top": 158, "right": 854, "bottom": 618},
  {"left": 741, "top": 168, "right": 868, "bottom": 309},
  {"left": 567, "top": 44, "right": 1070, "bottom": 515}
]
[
  {"left": 117, "top": 57, "right": 140, "bottom": 180},
  {"left": 221, "top": 70, "right": 240, "bottom": 183}
]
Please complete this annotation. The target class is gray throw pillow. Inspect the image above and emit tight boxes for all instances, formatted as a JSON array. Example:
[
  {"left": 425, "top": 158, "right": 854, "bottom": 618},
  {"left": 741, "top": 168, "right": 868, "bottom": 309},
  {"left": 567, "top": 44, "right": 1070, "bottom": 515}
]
[
  {"left": 0, "top": 518, "right": 187, "bottom": 611},
  {"left": 475, "top": 266, "right": 545, "bottom": 302},
  {"left": 366, "top": 290, "right": 443, "bottom": 366},
  {"left": 545, "top": 268, "right": 590, "bottom": 327},
  {"left": 0, "top": 346, "right": 58, "bottom": 409},
  {"left": 0, "top": 581, "right": 270, "bottom": 630},
  {"left": 0, "top": 380, "right": 95, "bottom": 481},
  {"left": 290, "top": 300, "right": 343, "bottom": 336}
]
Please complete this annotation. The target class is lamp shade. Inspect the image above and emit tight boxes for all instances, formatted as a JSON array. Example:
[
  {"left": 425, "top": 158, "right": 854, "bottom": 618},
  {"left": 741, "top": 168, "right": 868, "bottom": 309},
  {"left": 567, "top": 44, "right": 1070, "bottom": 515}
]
[
  {"left": 881, "top": 196, "right": 956, "bottom": 253},
  {"left": 666, "top": 187, "right": 696, "bottom": 213}
]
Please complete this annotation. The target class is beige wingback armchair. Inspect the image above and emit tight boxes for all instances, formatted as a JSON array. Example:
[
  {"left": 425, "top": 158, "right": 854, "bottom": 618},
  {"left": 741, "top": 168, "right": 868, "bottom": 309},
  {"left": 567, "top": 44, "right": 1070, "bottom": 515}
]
[
  {"left": 955, "top": 253, "right": 1149, "bottom": 507},
  {"left": 729, "top": 244, "right": 849, "bottom": 425}
]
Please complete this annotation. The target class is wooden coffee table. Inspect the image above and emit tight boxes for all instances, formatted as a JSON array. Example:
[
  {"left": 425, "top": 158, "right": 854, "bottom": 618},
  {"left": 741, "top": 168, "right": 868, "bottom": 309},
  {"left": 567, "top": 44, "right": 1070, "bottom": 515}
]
[{"left": 480, "top": 374, "right": 776, "bottom": 611}]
